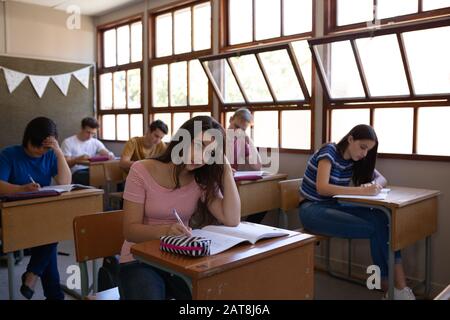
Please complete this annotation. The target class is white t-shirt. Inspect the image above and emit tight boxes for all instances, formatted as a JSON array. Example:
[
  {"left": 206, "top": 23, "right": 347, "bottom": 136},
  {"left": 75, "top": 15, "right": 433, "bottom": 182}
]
[{"left": 61, "top": 135, "right": 110, "bottom": 173}]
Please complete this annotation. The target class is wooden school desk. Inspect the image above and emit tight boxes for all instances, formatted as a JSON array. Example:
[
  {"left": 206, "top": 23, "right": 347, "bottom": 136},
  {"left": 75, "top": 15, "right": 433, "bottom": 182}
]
[
  {"left": 131, "top": 230, "right": 315, "bottom": 300},
  {"left": 78, "top": 159, "right": 120, "bottom": 188},
  {"left": 336, "top": 186, "right": 440, "bottom": 300},
  {"left": 0, "top": 189, "right": 103, "bottom": 299},
  {"left": 236, "top": 173, "right": 288, "bottom": 217}
]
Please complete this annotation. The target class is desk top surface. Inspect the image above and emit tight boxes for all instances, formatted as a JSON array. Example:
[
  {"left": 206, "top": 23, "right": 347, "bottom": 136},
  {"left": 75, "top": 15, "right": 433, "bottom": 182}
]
[
  {"left": 236, "top": 173, "right": 288, "bottom": 185},
  {"left": 79, "top": 159, "right": 119, "bottom": 166},
  {"left": 131, "top": 230, "right": 315, "bottom": 279},
  {"left": 337, "top": 186, "right": 441, "bottom": 208},
  {"left": 0, "top": 188, "right": 104, "bottom": 208}
]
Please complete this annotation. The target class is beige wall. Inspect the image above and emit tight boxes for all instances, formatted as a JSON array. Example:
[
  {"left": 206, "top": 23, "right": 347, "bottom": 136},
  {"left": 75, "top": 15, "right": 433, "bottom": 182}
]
[
  {"left": 1, "top": 1, "right": 95, "bottom": 63},
  {"left": 0, "top": 3, "right": 5, "bottom": 53},
  {"left": 97, "top": 0, "right": 450, "bottom": 294}
]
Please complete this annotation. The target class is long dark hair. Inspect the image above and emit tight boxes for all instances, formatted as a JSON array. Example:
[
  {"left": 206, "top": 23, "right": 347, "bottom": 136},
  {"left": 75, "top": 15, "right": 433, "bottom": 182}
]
[
  {"left": 155, "top": 116, "right": 226, "bottom": 228},
  {"left": 336, "top": 124, "right": 378, "bottom": 186}
]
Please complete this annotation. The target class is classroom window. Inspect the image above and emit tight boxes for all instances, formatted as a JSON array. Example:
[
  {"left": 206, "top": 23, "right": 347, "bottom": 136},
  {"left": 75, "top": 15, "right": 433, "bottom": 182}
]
[
  {"left": 330, "top": 109, "right": 370, "bottom": 143},
  {"left": 417, "top": 107, "right": 450, "bottom": 156},
  {"left": 98, "top": 17, "right": 144, "bottom": 141},
  {"left": 227, "top": 0, "right": 313, "bottom": 46},
  {"left": 150, "top": 1, "right": 212, "bottom": 138}
]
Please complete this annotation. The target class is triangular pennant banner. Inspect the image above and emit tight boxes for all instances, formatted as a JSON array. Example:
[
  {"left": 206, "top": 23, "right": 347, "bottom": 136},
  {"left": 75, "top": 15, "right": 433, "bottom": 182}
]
[
  {"left": 72, "top": 67, "right": 90, "bottom": 89},
  {"left": 3, "top": 67, "right": 27, "bottom": 93},
  {"left": 52, "top": 73, "right": 72, "bottom": 96},
  {"left": 29, "top": 75, "right": 50, "bottom": 98}
]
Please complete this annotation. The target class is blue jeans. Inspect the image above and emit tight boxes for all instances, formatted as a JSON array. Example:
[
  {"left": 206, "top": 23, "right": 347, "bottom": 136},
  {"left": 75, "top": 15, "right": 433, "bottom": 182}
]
[
  {"left": 118, "top": 261, "right": 191, "bottom": 300},
  {"left": 72, "top": 169, "right": 89, "bottom": 185},
  {"left": 27, "top": 243, "right": 64, "bottom": 300},
  {"left": 299, "top": 200, "right": 401, "bottom": 278}
]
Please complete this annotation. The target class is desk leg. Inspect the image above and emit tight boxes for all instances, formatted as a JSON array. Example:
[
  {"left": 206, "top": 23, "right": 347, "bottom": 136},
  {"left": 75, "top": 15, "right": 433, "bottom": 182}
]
[
  {"left": 425, "top": 236, "right": 432, "bottom": 298},
  {"left": 7, "top": 252, "right": 15, "bottom": 300},
  {"left": 379, "top": 206, "right": 395, "bottom": 300}
]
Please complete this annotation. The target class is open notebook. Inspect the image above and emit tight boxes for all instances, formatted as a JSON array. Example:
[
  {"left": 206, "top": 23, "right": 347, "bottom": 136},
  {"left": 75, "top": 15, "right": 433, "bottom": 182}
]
[
  {"left": 39, "top": 184, "right": 94, "bottom": 193},
  {"left": 191, "top": 222, "right": 291, "bottom": 255},
  {"left": 233, "top": 171, "right": 271, "bottom": 181},
  {"left": 333, "top": 188, "right": 391, "bottom": 200}
]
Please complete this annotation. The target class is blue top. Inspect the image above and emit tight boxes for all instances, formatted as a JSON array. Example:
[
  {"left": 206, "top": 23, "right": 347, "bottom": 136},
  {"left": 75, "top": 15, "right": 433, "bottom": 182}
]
[
  {"left": 301, "top": 143, "right": 354, "bottom": 201},
  {"left": 0, "top": 145, "right": 58, "bottom": 187}
]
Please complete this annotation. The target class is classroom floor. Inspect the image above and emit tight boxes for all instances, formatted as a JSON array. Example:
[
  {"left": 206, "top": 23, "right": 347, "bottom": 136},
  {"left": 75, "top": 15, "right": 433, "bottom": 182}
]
[{"left": 0, "top": 240, "right": 385, "bottom": 300}]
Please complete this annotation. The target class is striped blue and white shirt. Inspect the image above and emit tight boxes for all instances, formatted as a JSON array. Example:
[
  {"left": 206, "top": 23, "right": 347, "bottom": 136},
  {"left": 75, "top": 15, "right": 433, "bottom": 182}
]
[{"left": 300, "top": 143, "right": 354, "bottom": 201}]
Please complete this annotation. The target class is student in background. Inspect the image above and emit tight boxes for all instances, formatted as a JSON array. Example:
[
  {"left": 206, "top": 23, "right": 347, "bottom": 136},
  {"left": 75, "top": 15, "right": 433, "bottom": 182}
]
[
  {"left": 119, "top": 120, "right": 168, "bottom": 175},
  {"left": 226, "top": 107, "right": 265, "bottom": 224},
  {"left": 61, "top": 117, "right": 114, "bottom": 185},
  {"left": 118, "top": 116, "right": 240, "bottom": 300},
  {"left": 299, "top": 124, "right": 415, "bottom": 300},
  {"left": 0, "top": 117, "right": 71, "bottom": 300}
]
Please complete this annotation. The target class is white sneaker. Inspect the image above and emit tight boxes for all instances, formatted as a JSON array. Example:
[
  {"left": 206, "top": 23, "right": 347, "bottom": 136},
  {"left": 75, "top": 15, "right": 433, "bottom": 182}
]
[{"left": 382, "top": 287, "right": 416, "bottom": 300}]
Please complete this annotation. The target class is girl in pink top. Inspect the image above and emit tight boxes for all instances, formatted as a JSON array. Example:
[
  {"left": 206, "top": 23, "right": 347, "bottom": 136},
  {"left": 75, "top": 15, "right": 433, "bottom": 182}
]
[{"left": 118, "top": 116, "right": 241, "bottom": 300}]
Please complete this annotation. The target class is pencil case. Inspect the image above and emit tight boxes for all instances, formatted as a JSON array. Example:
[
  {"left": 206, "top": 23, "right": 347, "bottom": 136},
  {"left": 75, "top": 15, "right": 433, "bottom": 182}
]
[{"left": 160, "top": 235, "right": 211, "bottom": 257}]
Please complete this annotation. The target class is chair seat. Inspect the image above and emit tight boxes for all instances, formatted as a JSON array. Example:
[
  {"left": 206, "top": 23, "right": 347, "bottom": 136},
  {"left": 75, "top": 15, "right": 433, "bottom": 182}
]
[{"left": 86, "top": 287, "right": 120, "bottom": 300}]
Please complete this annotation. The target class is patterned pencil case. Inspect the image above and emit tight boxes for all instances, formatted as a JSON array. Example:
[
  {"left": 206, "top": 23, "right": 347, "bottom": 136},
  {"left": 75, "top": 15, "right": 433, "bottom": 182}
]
[{"left": 160, "top": 235, "right": 211, "bottom": 257}]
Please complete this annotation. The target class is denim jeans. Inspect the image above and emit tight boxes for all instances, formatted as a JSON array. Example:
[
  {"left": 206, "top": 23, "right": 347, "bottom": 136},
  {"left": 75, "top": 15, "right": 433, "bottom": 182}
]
[
  {"left": 299, "top": 200, "right": 401, "bottom": 278},
  {"left": 27, "top": 243, "right": 64, "bottom": 300},
  {"left": 118, "top": 261, "right": 191, "bottom": 300}
]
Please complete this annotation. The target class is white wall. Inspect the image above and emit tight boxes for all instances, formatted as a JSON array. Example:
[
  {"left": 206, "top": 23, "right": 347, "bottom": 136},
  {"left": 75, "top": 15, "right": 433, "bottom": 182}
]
[
  {"left": 1, "top": 1, "right": 95, "bottom": 63},
  {"left": 96, "top": 0, "right": 450, "bottom": 294}
]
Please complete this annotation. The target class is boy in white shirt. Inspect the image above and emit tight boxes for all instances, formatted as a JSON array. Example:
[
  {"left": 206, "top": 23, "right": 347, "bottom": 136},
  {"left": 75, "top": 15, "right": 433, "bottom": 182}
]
[{"left": 61, "top": 117, "right": 114, "bottom": 185}]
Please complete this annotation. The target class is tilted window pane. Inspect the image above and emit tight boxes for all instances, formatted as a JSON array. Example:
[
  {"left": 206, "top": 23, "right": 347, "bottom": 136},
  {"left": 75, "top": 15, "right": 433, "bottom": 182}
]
[
  {"left": 259, "top": 49, "right": 304, "bottom": 101},
  {"left": 229, "top": 54, "right": 273, "bottom": 102},
  {"left": 203, "top": 59, "right": 244, "bottom": 103},
  {"left": 291, "top": 40, "right": 312, "bottom": 96}
]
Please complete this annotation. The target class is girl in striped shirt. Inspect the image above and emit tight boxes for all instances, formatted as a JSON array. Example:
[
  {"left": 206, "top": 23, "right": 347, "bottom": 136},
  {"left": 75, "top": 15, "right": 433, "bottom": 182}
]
[{"left": 299, "top": 124, "right": 415, "bottom": 300}]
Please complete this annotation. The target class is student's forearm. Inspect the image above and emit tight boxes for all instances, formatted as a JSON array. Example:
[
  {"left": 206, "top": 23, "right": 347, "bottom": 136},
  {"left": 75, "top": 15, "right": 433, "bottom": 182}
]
[
  {"left": 124, "top": 223, "right": 171, "bottom": 243},
  {"left": 99, "top": 149, "right": 112, "bottom": 156},
  {"left": 317, "top": 183, "right": 367, "bottom": 197},
  {"left": 220, "top": 164, "right": 241, "bottom": 226},
  {"left": 373, "top": 173, "right": 387, "bottom": 187},
  {"left": 0, "top": 180, "right": 24, "bottom": 193},
  {"left": 55, "top": 151, "right": 72, "bottom": 184}
]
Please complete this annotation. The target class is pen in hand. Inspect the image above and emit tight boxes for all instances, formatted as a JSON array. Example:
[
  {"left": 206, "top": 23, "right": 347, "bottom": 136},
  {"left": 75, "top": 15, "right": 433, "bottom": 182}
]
[
  {"left": 172, "top": 208, "right": 192, "bottom": 236},
  {"left": 28, "top": 175, "right": 40, "bottom": 189}
]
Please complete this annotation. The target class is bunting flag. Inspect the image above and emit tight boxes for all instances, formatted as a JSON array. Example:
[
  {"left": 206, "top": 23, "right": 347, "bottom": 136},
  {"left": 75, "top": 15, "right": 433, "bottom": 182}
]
[{"left": 0, "top": 65, "right": 92, "bottom": 98}]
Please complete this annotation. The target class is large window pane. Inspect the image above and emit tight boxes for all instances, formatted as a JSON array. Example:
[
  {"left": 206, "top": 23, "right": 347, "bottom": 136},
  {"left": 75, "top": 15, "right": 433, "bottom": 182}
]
[
  {"left": 423, "top": 0, "right": 450, "bottom": 10},
  {"left": 130, "top": 114, "right": 143, "bottom": 138},
  {"left": 253, "top": 111, "right": 278, "bottom": 148},
  {"left": 117, "top": 114, "right": 129, "bottom": 141},
  {"left": 337, "top": 0, "right": 373, "bottom": 26},
  {"left": 102, "top": 115, "right": 116, "bottom": 140},
  {"left": 203, "top": 59, "right": 245, "bottom": 103},
  {"left": 331, "top": 109, "right": 370, "bottom": 142},
  {"left": 229, "top": 55, "right": 272, "bottom": 102},
  {"left": 283, "top": 0, "right": 312, "bottom": 35},
  {"left": 154, "top": 113, "right": 172, "bottom": 140},
  {"left": 255, "top": 0, "right": 280, "bottom": 41},
  {"left": 229, "top": 0, "right": 252, "bottom": 45},
  {"left": 117, "top": 25, "right": 130, "bottom": 65},
  {"left": 291, "top": 40, "right": 312, "bottom": 95},
  {"left": 103, "top": 29, "right": 116, "bottom": 67},
  {"left": 193, "top": 2, "right": 211, "bottom": 51},
  {"left": 403, "top": 26, "right": 450, "bottom": 94},
  {"left": 417, "top": 107, "right": 450, "bottom": 156},
  {"left": 152, "top": 65, "right": 169, "bottom": 107},
  {"left": 281, "top": 110, "right": 311, "bottom": 149},
  {"left": 259, "top": 50, "right": 304, "bottom": 101},
  {"left": 316, "top": 41, "right": 365, "bottom": 98},
  {"left": 189, "top": 60, "right": 208, "bottom": 105},
  {"left": 377, "top": 0, "right": 418, "bottom": 19},
  {"left": 173, "top": 112, "right": 190, "bottom": 133},
  {"left": 127, "top": 69, "right": 141, "bottom": 109},
  {"left": 356, "top": 35, "right": 409, "bottom": 96},
  {"left": 156, "top": 13, "right": 172, "bottom": 57},
  {"left": 113, "top": 71, "right": 126, "bottom": 109},
  {"left": 100, "top": 73, "right": 112, "bottom": 110},
  {"left": 170, "top": 61, "right": 187, "bottom": 106},
  {"left": 374, "top": 108, "right": 413, "bottom": 154},
  {"left": 131, "top": 22, "right": 143, "bottom": 62},
  {"left": 174, "top": 7, "right": 192, "bottom": 54}
]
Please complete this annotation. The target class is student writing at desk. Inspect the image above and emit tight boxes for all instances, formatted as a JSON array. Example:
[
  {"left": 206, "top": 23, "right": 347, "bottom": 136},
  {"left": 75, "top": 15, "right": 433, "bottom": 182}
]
[
  {"left": 61, "top": 117, "right": 114, "bottom": 185},
  {"left": 299, "top": 124, "right": 415, "bottom": 300},
  {"left": 118, "top": 116, "right": 240, "bottom": 300},
  {"left": 119, "top": 120, "right": 168, "bottom": 176},
  {"left": 0, "top": 117, "right": 71, "bottom": 300},
  {"left": 226, "top": 108, "right": 265, "bottom": 224}
]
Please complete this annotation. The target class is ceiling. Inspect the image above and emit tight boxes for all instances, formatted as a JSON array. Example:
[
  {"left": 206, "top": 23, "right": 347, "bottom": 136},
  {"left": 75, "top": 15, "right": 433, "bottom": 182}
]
[{"left": 6, "top": 0, "right": 144, "bottom": 16}]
